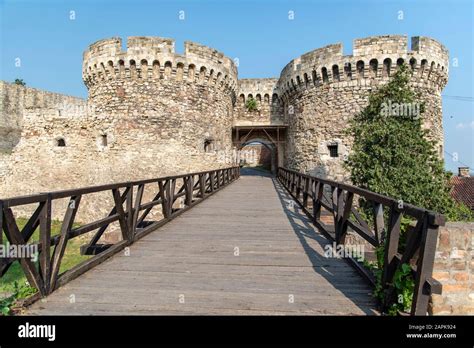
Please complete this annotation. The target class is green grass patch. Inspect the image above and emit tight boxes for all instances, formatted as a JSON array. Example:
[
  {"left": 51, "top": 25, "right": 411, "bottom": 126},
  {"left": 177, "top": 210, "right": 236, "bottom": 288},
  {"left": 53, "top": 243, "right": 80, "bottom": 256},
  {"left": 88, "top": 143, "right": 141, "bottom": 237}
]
[{"left": 1, "top": 218, "right": 90, "bottom": 297}]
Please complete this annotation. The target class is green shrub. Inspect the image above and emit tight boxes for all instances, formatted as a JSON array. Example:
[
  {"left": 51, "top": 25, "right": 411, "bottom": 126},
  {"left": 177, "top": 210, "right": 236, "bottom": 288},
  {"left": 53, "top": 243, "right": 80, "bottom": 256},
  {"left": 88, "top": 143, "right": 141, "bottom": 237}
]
[{"left": 245, "top": 97, "right": 258, "bottom": 111}]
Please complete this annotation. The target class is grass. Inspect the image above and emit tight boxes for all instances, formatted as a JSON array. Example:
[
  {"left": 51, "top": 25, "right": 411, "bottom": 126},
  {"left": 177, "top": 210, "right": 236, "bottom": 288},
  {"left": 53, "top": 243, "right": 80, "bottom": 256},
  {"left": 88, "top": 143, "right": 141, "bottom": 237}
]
[{"left": 1, "top": 218, "right": 90, "bottom": 297}]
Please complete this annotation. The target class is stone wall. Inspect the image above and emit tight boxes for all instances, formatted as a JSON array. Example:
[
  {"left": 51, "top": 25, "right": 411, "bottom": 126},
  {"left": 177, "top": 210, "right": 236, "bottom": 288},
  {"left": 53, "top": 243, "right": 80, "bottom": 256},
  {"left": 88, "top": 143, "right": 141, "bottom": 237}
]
[
  {"left": 0, "top": 34, "right": 449, "bottom": 220},
  {"left": 431, "top": 222, "right": 474, "bottom": 315},
  {"left": 277, "top": 35, "right": 448, "bottom": 181},
  {"left": 0, "top": 37, "right": 239, "bottom": 221},
  {"left": 234, "top": 78, "right": 283, "bottom": 126},
  {"left": 82, "top": 36, "right": 238, "bottom": 181}
]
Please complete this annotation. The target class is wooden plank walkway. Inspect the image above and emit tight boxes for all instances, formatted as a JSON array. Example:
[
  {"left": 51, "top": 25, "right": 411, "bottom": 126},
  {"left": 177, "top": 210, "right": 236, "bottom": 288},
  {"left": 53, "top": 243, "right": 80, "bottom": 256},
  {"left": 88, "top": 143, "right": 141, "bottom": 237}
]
[{"left": 27, "top": 168, "right": 378, "bottom": 315}]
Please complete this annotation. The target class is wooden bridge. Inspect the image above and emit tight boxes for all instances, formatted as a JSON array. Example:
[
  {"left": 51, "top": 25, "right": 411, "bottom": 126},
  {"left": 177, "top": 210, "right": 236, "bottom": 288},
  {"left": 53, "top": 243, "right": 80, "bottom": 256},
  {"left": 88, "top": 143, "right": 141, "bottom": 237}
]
[{"left": 1, "top": 167, "right": 444, "bottom": 315}]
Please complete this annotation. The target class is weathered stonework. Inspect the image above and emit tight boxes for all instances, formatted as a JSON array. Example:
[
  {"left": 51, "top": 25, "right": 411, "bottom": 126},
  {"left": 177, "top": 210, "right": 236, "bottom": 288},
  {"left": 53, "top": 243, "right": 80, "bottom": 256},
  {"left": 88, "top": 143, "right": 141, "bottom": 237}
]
[
  {"left": 278, "top": 35, "right": 448, "bottom": 181},
  {"left": 431, "top": 222, "right": 474, "bottom": 314},
  {"left": 0, "top": 35, "right": 449, "bottom": 220}
]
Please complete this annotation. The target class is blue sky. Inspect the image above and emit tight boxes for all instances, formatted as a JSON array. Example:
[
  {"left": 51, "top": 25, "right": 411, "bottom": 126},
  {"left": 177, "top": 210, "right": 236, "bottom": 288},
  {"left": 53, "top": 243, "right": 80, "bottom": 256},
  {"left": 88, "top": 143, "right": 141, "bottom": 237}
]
[{"left": 1, "top": 0, "right": 472, "bottom": 172}]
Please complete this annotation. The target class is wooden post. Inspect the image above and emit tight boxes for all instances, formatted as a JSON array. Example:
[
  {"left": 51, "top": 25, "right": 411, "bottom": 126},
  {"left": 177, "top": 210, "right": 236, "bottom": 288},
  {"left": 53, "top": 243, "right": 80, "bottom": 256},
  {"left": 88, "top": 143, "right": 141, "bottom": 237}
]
[
  {"left": 132, "top": 184, "right": 145, "bottom": 235},
  {"left": 50, "top": 195, "right": 81, "bottom": 292},
  {"left": 185, "top": 175, "right": 194, "bottom": 206},
  {"left": 199, "top": 174, "right": 206, "bottom": 197},
  {"left": 302, "top": 177, "right": 310, "bottom": 207},
  {"left": 373, "top": 203, "right": 384, "bottom": 245},
  {"left": 126, "top": 184, "right": 133, "bottom": 241},
  {"left": 209, "top": 172, "right": 215, "bottom": 192},
  {"left": 337, "top": 191, "right": 353, "bottom": 245},
  {"left": 112, "top": 188, "right": 130, "bottom": 241},
  {"left": 158, "top": 180, "right": 170, "bottom": 218},
  {"left": 312, "top": 181, "right": 324, "bottom": 222},
  {"left": 411, "top": 214, "right": 442, "bottom": 315},
  {"left": 39, "top": 195, "right": 52, "bottom": 294},
  {"left": 382, "top": 205, "right": 402, "bottom": 287}
]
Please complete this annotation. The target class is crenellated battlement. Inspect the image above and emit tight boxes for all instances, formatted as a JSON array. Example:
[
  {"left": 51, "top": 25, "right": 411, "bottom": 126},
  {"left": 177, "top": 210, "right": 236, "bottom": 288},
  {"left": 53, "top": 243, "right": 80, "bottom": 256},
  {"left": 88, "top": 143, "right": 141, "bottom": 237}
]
[
  {"left": 237, "top": 78, "right": 280, "bottom": 105},
  {"left": 82, "top": 36, "right": 238, "bottom": 95},
  {"left": 278, "top": 35, "right": 449, "bottom": 98}
]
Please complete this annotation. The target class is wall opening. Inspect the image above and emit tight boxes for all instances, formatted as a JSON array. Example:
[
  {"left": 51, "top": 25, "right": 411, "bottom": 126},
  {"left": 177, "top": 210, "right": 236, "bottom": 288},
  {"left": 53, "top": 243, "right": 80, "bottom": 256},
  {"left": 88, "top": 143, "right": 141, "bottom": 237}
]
[
  {"left": 327, "top": 143, "right": 338, "bottom": 158},
  {"left": 240, "top": 140, "right": 275, "bottom": 173},
  {"left": 332, "top": 65, "right": 340, "bottom": 82},
  {"left": 56, "top": 138, "right": 66, "bottom": 147},
  {"left": 321, "top": 67, "right": 329, "bottom": 83},
  {"left": 356, "top": 61, "right": 364, "bottom": 79},
  {"left": 204, "top": 139, "right": 214, "bottom": 153}
]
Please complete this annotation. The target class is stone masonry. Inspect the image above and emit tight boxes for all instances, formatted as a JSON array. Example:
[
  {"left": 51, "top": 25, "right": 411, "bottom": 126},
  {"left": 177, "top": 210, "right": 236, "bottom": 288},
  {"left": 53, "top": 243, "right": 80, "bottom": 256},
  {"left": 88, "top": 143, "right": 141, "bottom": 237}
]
[
  {"left": 0, "top": 35, "right": 448, "bottom": 220},
  {"left": 431, "top": 222, "right": 474, "bottom": 314}
]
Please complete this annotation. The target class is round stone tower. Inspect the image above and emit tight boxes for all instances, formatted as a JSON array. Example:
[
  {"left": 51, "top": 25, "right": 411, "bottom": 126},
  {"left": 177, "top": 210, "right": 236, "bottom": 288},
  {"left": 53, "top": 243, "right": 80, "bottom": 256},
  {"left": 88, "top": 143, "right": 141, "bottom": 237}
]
[
  {"left": 82, "top": 36, "right": 238, "bottom": 177},
  {"left": 277, "top": 35, "right": 449, "bottom": 180}
]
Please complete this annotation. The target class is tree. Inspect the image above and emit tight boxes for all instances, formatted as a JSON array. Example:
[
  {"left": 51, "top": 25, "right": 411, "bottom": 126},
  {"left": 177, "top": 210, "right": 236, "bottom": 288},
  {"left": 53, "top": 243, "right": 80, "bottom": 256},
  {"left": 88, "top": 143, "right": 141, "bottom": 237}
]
[
  {"left": 14, "top": 79, "right": 26, "bottom": 86},
  {"left": 345, "top": 64, "right": 472, "bottom": 221}
]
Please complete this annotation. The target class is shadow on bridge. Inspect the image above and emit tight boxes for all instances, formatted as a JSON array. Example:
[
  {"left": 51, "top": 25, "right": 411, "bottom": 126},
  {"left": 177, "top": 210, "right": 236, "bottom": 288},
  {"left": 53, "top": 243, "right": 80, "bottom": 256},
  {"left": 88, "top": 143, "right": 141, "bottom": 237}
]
[
  {"left": 239, "top": 167, "right": 273, "bottom": 177},
  {"left": 268, "top": 176, "right": 377, "bottom": 315}
]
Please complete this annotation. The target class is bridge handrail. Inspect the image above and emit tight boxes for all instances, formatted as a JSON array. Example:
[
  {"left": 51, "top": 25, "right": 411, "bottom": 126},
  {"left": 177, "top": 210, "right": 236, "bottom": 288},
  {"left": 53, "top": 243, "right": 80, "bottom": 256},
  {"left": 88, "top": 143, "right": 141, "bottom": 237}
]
[
  {"left": 277, "top": 167, "right": 444, "bottom": 315},
  {"left": 0, "top": 166, "right": 240, "bottom": 299}
]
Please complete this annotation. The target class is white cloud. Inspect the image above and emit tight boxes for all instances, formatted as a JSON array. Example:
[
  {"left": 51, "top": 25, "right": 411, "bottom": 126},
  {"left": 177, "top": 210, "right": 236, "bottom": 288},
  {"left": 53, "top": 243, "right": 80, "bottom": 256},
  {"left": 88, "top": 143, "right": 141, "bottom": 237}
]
[{"left": 455, "top": 121, "right": 474, "bottom": 130}]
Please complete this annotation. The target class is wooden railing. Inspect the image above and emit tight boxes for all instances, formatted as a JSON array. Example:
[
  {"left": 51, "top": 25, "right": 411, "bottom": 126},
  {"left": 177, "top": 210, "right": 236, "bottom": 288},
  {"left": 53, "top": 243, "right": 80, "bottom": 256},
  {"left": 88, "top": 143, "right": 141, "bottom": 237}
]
[
  {"left": 277, "top": 167, "right": 444, "bottom": 315},
  {"left": 0, "top": 166, "right": 240, "bottom": 298}
]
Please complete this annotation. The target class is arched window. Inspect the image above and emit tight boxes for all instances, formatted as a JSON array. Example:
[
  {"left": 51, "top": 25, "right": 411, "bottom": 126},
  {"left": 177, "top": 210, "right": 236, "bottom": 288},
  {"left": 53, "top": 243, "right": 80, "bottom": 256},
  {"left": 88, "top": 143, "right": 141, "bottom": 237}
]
[
  {"left": 369, "top": 59, "right": 378, "bottom": 78},
  {"left": 303, "top": 73, "right": 309, "bottom": 87},
  {"left": 344, "top": 63, "right": 352, "bottom": 79},
  {"left": 99, "top": 62, "right": 106, "bottom": 80},
  {"left": 256, "top": 94, "right": 262, "bottom": 103},
  {"left": 428, "top": 61, "right": 436, "bottom": 78},
  {"left": 420, "top": 59, "right": 428, "bottom": 76},
  {"left": 356, "top": 61, "right": 364, "bottom": 79},
  {"left": 397, "top": 58, "right": 405, "bottom": 67},
  {"left": 409, "top": 58, "right": 416, "bottom": 71},
  {"left": 56, "top": 138, "right": 66, "bottom": 147},
  {"left": 188, "top": 64, "right": 195, "bottom": 81},
  {"left": 101, "top": 134, "right": 108, "bottom": 147},
  {"left": 129, "top": 60, "right": 136, "bottom": 78},
  {"left": 176, "top": 62, "right": 184, "bottom": 81},
  {"left": 107, "top": 61, "right": 115, "bottom": 78},
  {"left": 164, "top": 61, "right": 172, "bottom": 77},
  {"left": 140, "top": 59, "right": 148, "bottom": 79},
  {"left": 321, "top": 67, "right": 329, "bottom": 83},
  {"left": 264, "top": 94, "right": 270, "bottom": 103},
  {"left": 152, "top": 60, "right": 160, "bottom": 79},
  {"left": 239, "top": 94, "right": 245, "bottom": 105},
  {"left": 383, "top": 58, "right": 392, "bottom": 77},
  {"left": 118, "top": 60, "right": 125, "bottom": 78},
  {"left": 204, "top": 139, "right": 214, "bottom": 153},
  {"left": 208, "top": 69, "right": 214, "bottom": 84},
  {"left": 199, "top": 66, "right": 207, "bottom": 83},
  {"left": 311, "top": 70, "right": 317, "bottom": 85},
  {"left": 332, "top": 65, "right": 340, "bottom": 81}
]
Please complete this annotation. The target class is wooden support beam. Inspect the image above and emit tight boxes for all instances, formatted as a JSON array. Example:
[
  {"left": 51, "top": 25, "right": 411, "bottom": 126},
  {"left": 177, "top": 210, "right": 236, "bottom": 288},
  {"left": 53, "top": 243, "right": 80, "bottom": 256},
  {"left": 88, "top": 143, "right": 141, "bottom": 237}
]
[
  {"left": 39, "top": 195, "right": 52, "bottom": 294},
  {"left": 112, "top": 188, "right": 129, "bottom": 241},
  {"left": 2, "top": 208, "right": 44, "bottom": 295},
  {"left": 50, "top": 195, "right": 82, "bottom": 292},
  {"left": 411, "top": 214, "right": 441, "bottom": 315}
]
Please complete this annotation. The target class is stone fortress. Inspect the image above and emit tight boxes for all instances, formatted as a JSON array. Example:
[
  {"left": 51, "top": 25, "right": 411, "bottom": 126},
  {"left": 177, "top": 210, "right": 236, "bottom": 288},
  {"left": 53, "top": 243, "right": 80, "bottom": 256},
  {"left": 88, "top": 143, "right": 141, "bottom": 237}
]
[{"left": 0, "top": 34, "right": 449, "bottom": 202}]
